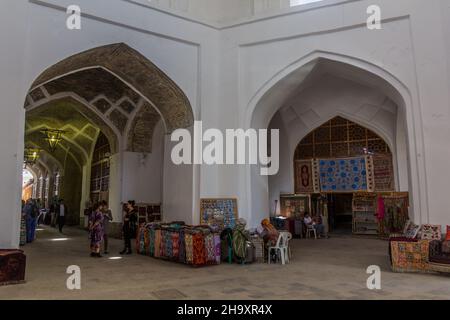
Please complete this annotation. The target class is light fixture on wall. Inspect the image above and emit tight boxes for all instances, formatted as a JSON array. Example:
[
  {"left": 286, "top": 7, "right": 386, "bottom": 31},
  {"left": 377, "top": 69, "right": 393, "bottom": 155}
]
[
  {"left": 24, "top": 148, "right": 42, "bottom": 167},
  {"left": 362, "top": 147, "right": 374, "bottom": 155},
  {"left": 41, "top": 129, "right": 65, "bottom": 152}
]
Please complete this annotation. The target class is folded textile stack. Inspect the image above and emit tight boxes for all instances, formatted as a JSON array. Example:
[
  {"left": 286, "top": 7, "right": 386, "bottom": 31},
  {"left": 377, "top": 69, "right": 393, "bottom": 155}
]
[{"left": 136, "top": 222, "right": 220, "bottom": 267}]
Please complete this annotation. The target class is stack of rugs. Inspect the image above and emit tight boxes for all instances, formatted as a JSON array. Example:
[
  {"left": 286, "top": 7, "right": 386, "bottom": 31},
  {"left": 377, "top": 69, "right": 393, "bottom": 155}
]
[{"left": 136, "top": 222, "right": 221, "bottom": 267}]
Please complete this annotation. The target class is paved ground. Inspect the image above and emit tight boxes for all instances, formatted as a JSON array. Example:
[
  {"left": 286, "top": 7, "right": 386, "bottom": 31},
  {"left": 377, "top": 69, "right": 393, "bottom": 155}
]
[{"left": 1, "top": 226, "right": 450, "bottom": 300}]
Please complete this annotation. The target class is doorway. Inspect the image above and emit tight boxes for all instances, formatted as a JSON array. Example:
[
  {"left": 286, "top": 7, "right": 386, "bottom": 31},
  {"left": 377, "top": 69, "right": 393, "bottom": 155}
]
[{"left": 328, "top": 193, "right": 353, "bottom": 234}]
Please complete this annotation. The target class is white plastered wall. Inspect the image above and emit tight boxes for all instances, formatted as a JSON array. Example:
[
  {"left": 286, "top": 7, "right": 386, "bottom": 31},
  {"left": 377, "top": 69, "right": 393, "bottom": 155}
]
[{"left": 3, "top": 0, "right": 450, "bottom": 248}]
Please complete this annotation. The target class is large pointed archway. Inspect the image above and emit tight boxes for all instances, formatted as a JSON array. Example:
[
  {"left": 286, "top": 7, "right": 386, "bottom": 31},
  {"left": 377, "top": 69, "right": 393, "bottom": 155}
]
[
  {"left": 245, "top": 52, "right": 426, "bottom": 229},
  {"left": 23, "top": 43, "right": 195, "bottom": 232}
]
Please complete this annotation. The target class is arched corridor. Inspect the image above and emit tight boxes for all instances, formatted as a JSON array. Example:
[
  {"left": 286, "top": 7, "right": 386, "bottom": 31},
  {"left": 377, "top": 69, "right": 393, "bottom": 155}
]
[{"left": 21, "top": 43, "right": 195, "bottom": 237}]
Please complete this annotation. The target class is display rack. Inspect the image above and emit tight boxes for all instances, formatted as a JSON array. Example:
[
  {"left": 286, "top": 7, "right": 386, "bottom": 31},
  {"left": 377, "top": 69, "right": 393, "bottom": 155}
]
[
  {"left": 124, "top": 203, "right": 162, "bottom": 224},
  {"left": 352, "top": 193, "right": 378, "bottom": 235},
  {"left": 200, "top": 198, "right": 238, "bottom": 229}
]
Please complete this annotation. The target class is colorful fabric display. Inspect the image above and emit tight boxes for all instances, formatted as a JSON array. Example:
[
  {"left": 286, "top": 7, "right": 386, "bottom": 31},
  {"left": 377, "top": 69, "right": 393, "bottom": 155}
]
[
  {"left": 148, "top": 228, "right": 155, "bottom": 257},
  {"left": 179, "top": 229, "right": 186, "bottom": 263},
  {"left": 137, "top": 226, "right": 146, "bottom": 254},
  {"left": 171, "top": 232, "right": 180, "bottom": 260},
  {"left": 204, "top": 233, "right": 215, "bottom": 263},
  {"left": 214, "top": 234, "right": 221, "bottom": 264},
  {"left": 160, "top": 230, "right": 167, "bottom": 257},
  {"left": 154, "top": 229, "right": 162, "bottom": 258},
  {"left": 185, "top": 233, "right": 194, "bottom": 264},
  {"left": 390, "top": 240, "right": 430, "bottom": 273},
  {"left": 134, "top": 222, "right": 220, "bottom": 267},
  {"left": 446, "top": 226, "right": 450, "bottom": 241},
  {"left": 164, "top": 230, "right": 172, "bottom": 258},
  {"left": 192, "top": 232, "right": 206, "bottom": 266}
]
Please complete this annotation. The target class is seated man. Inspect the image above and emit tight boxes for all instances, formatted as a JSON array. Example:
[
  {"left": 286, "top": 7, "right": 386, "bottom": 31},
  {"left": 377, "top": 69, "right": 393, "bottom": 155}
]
[{"left": 304, "top": 213, "right": 326, "bottom": 239}]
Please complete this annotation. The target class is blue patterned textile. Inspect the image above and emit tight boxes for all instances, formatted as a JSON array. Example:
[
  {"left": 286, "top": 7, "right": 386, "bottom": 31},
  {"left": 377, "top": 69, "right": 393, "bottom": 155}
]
[{"left": 319, "top": 157, "right": 367, "bottom": 192}]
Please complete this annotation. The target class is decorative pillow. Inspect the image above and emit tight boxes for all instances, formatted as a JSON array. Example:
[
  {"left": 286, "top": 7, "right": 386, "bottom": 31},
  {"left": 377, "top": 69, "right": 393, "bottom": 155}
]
[
  {"left": 403, "top": 220, "right": 411, "bottom": 235},
  {"left": 446, "top": 226, "right": 450, "bottom": 241},
  {"left": 420, "top": 224, "right": 442, "bottom": 241},
  {"left": 404, "top": 222, "right": 420, "bottom": 239}
]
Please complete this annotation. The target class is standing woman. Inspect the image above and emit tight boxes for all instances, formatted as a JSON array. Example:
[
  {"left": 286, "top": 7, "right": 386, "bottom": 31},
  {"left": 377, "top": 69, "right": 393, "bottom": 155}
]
[
  {"left": 101, "top": 200, "right": 113, "bottom": 255},
  {"left": 120, "top": 200, "right": 137, "bottom": 255},
  {"left": 89, "top": 203, "right": 104, "bottom": 258}
]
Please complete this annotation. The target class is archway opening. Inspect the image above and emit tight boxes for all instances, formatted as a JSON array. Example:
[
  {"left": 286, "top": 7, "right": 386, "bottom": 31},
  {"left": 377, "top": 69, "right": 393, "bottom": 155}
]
[
  {"left": 248, "top": 55, "right": 415, "bottom": 237},
  {"left": 20, "top": 43, "right": 195, "bottom": 244},
  {"left": 292, "top": 116, "right": 395, "bottom": 235}
]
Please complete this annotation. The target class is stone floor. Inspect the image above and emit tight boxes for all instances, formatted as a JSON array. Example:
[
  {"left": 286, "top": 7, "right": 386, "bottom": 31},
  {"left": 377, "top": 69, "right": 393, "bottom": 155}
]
[{"left": 1, "top": 226, "right": 450, "bottom": 300}]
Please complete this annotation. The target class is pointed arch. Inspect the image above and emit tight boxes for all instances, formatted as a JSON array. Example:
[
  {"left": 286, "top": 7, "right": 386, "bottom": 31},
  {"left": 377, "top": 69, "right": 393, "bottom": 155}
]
[
  {"left": 30, "top": 43, "right": 194, "bottom": 135},
  {"left": 245, "top": 50, "right": 427, "bottom": 228}
]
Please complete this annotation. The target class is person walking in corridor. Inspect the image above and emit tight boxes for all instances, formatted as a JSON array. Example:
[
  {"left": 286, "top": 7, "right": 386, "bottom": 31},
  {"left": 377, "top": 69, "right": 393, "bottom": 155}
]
[
  {"left": 55, "top": 199, "right": 67, "bottom": 233},
  {"left": 120, "top": 200, "right": 137, "bottom": 255},
  {"left": 24, "top": 199, "right": 38, "bottom": 243}
]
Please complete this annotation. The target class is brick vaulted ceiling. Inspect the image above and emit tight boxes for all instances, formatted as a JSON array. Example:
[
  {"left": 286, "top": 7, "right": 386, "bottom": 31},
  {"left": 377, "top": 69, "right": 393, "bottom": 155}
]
[{"left": 25, "top": 43, "right": 194, "bottom": 167}]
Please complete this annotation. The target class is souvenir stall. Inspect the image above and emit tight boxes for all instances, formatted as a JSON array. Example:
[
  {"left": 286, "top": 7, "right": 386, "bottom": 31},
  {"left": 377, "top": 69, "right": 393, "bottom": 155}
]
[
  {"left": 124, "top": 203, "right": 162, "bottom": 224},
  {"left": 377, "top": 192, "right": 409, "bottom": 238},
  {"left": 352, "top": 193, "right": 378, "bottom": 235},
  {"left": 278, "top": 194, "right": 311, "bottom": 238}
]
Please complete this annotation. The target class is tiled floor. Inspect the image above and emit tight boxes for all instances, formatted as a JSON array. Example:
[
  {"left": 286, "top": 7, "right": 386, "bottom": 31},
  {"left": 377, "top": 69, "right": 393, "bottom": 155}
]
[{"left": 1, "top": 226, "right": 449, "bottom": 300}]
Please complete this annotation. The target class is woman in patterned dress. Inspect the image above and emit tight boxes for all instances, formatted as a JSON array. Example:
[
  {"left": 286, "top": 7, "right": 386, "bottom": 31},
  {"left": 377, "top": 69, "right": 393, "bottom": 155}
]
[{"left": 89, "top": 203, "right": 104, "bottom": 258}]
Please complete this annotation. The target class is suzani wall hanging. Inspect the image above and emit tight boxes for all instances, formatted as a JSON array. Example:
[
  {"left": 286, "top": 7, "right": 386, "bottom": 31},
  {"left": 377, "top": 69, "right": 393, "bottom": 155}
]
[{"left": 318, "top": 156, "right": 374, "bottom": 192}]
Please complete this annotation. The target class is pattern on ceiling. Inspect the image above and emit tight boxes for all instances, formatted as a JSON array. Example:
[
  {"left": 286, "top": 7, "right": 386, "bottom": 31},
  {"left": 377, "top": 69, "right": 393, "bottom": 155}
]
[
  {"left": 31, "top": 43, "right": 193, "bottom": 134},
  {"left": 127, "top": 102, "right": 161, "bottom": 153}
]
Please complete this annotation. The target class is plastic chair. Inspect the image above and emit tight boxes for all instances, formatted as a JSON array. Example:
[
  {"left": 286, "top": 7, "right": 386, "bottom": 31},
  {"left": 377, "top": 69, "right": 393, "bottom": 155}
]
[
  {"left": 281, "top": 231, "right": 292, "bottom": 262},
  {"left": 268, "top": 232, "right": 292, "bottom": 265},
  {"left": 306, "top": 225, "right": 317, "bottom": 239}
]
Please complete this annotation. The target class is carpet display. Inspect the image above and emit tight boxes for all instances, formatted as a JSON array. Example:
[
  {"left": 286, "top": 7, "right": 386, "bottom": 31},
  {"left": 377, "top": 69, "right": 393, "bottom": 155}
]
[
  {"left": 294, "top": 160, "right": 316, "bottom": 193},
  {"left": 136, "top": 222, "right": 220, "bottom": 267},
  {"left": 372, "top": 154, "right": 395, "bottom": 191},
  {"left": 390, "top": 239, "right": 431, "bottom": 273},
  {"left": 318, "top": 157, "right": 370, "bottom": 192},
  {"left": 0, "top": 250, "right": 26, "bottom": 285}
]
